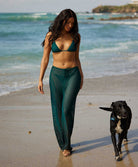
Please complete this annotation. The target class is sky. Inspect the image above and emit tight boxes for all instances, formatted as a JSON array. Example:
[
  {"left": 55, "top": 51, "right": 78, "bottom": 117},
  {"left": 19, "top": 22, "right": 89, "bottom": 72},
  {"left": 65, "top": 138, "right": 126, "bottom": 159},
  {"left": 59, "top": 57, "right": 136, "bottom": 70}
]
[{"left": 0, "top": 0, "right": 131, "bottom": 13}]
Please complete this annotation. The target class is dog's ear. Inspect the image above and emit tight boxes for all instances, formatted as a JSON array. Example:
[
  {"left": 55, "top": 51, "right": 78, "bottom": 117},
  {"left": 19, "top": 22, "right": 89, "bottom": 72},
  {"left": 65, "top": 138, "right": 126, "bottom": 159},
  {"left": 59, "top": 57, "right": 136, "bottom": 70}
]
[
  {"left": 111, "top": 102, "right": 115, "bottom": 108},
  {"left": 99, "top": 107, "right": 113, "bottom": 112},
  {"left": 123, "top": 101, "right": 127, "bottom": 106}
]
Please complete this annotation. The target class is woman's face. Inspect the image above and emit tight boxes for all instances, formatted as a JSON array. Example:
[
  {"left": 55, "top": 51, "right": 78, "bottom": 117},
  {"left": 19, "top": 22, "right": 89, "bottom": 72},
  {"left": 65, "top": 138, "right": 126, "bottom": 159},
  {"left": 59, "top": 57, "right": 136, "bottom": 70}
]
[{"left": 64, "top": 17, "right": 74, "bottom": 32}]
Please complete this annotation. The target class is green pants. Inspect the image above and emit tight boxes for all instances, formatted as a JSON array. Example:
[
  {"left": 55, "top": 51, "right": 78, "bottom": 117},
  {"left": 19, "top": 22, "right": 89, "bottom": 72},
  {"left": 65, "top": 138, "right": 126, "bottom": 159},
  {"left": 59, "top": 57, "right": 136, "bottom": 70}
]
[{"left": 49, "top": 66, "right": 81, "bottom": 150}]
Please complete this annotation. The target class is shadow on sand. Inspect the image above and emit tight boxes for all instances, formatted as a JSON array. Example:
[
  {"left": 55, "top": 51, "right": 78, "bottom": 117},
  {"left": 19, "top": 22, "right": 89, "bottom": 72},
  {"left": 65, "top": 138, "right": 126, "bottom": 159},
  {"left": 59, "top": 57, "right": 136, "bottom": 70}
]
[
  {"left": 72, "top": 129, "right": 138, "bottom": 155},
  {"left": 56, "top": 129, "right": 138, "bottom": 167}
]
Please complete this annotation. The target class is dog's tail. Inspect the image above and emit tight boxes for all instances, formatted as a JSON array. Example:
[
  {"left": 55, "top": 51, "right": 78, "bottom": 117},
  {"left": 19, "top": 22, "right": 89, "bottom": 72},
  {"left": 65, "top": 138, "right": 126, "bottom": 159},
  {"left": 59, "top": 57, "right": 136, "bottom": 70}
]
[{"left": 99, "top": 107, "right": 112, "bottom": 112}]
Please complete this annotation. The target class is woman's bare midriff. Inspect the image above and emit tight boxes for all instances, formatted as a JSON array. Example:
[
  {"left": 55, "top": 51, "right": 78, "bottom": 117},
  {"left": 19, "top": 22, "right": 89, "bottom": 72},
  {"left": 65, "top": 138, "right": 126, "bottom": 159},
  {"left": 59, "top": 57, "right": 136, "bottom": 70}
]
[{"left": 52, "top": 51, "right": 77, "bottom": 69}]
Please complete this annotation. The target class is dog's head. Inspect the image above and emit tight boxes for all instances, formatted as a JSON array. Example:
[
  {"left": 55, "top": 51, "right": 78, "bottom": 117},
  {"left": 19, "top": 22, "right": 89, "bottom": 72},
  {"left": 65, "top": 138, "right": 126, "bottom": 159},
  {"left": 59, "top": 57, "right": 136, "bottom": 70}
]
[{"left": 100, "top": 101, "right": 129, "bottom": 119}]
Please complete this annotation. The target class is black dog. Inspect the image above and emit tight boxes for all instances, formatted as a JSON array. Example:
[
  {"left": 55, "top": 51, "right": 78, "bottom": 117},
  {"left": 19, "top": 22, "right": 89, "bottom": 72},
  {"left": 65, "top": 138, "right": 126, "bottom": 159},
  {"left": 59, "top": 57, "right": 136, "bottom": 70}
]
[{"left": 99, "top": 101, "right": 132, "bottom": 161}]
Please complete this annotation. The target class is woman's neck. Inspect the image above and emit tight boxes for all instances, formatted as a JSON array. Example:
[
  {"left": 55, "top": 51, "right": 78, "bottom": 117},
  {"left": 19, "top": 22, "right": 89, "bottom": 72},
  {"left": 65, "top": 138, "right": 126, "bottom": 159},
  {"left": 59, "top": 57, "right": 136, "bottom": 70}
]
[{"left": 61, "top": 30, "right": 70, "bottom": 36}]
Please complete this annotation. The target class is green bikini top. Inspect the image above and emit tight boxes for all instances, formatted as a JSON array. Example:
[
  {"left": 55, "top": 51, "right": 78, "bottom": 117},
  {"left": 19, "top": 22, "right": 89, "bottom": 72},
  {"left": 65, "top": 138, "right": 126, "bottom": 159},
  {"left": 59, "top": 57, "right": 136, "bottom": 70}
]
[{"left": 51, "top": 40, "right": 77, "bottom": 53}]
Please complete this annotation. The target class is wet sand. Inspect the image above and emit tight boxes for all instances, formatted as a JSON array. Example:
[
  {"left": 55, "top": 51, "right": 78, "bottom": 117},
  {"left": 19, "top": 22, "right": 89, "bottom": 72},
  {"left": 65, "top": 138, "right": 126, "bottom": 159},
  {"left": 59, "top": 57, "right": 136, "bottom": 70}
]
[{"left": 0, "top": 72, "right": 138, "bottom": 167}]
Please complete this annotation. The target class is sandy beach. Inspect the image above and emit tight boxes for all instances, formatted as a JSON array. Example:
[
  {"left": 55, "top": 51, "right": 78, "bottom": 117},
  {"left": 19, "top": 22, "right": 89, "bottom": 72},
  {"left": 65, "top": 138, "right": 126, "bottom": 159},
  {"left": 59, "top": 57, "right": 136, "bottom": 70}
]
[{"left": 0, "top": 72, "right": 138, "bottom": 167}]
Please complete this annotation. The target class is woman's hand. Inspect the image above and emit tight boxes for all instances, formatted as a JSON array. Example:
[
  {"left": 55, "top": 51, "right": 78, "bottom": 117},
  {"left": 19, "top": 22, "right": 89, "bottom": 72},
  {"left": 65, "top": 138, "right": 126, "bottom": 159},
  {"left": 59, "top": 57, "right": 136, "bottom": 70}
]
[{"left": 38, "top": 81, "right": 44, "bottom": 94}]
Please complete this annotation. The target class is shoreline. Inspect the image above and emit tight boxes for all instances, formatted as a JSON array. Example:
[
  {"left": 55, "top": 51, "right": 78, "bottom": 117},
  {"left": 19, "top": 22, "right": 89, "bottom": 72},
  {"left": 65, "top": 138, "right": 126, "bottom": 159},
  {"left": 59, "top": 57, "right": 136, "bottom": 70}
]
[
  {"left": 0, "top": 72, "right": 138, "bottom": 167},
  {"left": 0, "top": 71, "right": 138, "bottom": 98}
]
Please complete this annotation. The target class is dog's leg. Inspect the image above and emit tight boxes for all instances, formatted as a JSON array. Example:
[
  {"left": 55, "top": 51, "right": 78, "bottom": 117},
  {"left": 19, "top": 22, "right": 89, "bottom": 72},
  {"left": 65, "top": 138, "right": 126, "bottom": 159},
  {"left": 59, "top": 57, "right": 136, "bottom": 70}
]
[
  {"left": 123, "top": 130, "right": 128, "bottom": 142},
  {"left": 118, "top": 132, "right": 125, "bottom": 154},
  {"left": 111, "top": 132, "right": 121, "bottom": 161},
  {"left": 118, "top": 134, "right": 122, "bottom": 153}
]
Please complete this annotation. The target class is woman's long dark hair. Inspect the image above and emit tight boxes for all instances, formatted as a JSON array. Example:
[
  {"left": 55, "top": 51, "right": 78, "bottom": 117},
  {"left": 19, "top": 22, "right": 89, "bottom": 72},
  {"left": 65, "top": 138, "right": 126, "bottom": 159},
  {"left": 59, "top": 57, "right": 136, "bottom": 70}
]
[{"left": 42, "top": 9, "right": 80, "bottom": 47}]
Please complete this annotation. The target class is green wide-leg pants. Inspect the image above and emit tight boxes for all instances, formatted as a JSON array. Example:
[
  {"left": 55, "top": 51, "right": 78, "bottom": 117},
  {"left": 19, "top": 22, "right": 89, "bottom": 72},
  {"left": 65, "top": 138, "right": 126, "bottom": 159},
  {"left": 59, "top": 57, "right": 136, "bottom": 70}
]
[{"left": 49, "top": 66, "right": 81, "bottom": 151}]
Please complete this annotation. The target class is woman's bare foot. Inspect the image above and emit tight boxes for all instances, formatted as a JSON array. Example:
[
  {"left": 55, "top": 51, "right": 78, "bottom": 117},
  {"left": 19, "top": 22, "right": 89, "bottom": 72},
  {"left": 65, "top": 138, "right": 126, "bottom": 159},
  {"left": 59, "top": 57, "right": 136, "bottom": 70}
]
[{"left": 62, "top": 150, "right": 71, "bottom": 157}]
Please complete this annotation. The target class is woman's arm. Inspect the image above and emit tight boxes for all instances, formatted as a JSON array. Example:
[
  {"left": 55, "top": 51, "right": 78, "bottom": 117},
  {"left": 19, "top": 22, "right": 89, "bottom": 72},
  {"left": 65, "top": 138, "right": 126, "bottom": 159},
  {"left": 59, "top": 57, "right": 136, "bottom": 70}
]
[
  {"left": 38, "top": 32, "right": 52, "bottom": 94},
  {"left": 75, "top": 34, "right": 83, "bottom": 89}
]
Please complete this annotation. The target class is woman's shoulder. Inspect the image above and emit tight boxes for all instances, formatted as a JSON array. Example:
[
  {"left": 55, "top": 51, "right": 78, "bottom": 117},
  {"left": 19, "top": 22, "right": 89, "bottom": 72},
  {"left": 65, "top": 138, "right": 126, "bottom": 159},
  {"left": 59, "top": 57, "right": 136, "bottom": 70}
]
[
  {"left": 76, "top": 33, "right": 81, "bottom": 43},
  {"left": 78, "top": 33, "right": 81, "bottom": 37},
  {"left": 43, "top": 32, "right": 53, "bottom": 47},
  {"left": 44, "top": 32, "right": 53, "bottom": 45},
  {"left": 78, "top": 33, "right": 81, "bottom": 40},
  {"left": 46, "top": 31, "right": 52, "bottom": 40}
]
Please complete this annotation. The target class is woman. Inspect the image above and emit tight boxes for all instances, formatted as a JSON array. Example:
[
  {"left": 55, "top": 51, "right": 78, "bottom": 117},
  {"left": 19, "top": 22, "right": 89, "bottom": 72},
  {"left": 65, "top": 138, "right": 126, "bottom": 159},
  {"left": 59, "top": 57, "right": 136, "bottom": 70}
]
[{"left": 38, "top": 9, "right": 83, "bottom": 157}]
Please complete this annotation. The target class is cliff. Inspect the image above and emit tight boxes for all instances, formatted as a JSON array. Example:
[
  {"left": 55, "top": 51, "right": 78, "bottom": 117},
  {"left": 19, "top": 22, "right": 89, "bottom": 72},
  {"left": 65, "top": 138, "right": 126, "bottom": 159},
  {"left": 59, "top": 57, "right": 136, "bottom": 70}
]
[{"left": 92, "top": 4, "right": 138, "bottom": 13}]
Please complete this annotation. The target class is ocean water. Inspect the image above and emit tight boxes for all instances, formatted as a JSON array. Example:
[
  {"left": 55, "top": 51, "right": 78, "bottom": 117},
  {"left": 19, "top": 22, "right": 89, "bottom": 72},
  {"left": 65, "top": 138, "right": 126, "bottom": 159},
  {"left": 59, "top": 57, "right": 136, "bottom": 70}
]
[{"left": 0, "top": 12, "right": 138, "bottom": 96}]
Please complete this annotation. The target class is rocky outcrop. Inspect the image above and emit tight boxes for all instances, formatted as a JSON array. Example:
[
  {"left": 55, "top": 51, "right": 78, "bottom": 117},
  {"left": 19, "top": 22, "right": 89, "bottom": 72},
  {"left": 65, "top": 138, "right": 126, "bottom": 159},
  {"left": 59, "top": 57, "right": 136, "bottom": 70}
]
[
  {"left": 92, "top": 4, "right": 138, "bottom": 13},
  {"left": 87, "top": 17, "right": 94, "bottom": 20}
]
